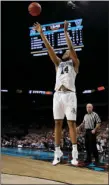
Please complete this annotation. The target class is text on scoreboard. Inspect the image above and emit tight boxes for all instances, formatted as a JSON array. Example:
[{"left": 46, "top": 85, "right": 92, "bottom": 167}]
[{"left": 29, "top": 19, "right": 84, "bottom": 56}]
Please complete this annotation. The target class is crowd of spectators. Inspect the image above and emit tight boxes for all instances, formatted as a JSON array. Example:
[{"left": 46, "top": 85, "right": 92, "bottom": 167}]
[
  {"left": 1, "top": 121, "right": 108, "bottom": 153},
  {"left": 1, "top": 129, "right": 85, "bottom": 151},
  {"left": 96, "top": 121, "right": 109, "bottom": 153},
  {"left": 1, "top": 129, "right": 55, "bottom": 150}
]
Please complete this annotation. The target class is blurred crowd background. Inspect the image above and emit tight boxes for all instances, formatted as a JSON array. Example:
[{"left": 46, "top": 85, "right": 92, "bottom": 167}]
[{"left": 2, "top": 120, "right": 109, "bottom": 155}]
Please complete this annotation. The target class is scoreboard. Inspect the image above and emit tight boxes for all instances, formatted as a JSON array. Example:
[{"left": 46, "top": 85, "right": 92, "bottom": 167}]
[{"left": 29, "top": 19, "right": 84, "bottom": 56}]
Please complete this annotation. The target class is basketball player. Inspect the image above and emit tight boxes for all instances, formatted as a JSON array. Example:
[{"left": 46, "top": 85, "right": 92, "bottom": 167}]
[{"left": 33, "top": 21, "right": 80, "bottom": 166}]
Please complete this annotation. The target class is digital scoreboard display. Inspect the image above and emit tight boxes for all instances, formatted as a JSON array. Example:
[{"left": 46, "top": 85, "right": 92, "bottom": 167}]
[{"left": 29, "top": 19, "right": 84, "bottom": 56}]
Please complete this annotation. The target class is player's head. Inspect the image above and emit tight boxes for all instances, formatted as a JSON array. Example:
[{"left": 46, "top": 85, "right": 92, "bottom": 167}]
[
  {"left": 62, "top": 50, "right": 71, "bottom": 61},
  {"left": 86, "top": 103, "right": 93, "bottom": 113}
]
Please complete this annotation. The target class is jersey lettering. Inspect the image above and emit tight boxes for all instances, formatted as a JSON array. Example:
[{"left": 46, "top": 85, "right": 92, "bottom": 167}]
[{"left": 61, "top": 66, "right": 69, "bottom": 74}]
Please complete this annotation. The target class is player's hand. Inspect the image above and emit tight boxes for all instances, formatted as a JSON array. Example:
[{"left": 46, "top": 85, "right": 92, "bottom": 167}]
[
  {"left": 64, "top": 20, "right": 69, "bottom": 32},
  {"left": 33, "top": 22, "right": 43, "bottom": 33},
  {"left": 91, "top": 129, "right": 96, "bottom": 134}
]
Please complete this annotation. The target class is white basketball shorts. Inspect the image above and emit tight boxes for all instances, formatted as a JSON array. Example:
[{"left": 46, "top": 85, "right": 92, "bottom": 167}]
[{"left": 53, "top": 91, "right": 77, "bottom": 121}]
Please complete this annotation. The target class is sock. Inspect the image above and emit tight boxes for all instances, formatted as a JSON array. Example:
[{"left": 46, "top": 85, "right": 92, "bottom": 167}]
[
  {"left": 72, "top": 144, "right": 78, "bottom": 160},
  {"left": 72, "top": 144, "right": 77, "bottom": 151},
  {"left": 55, "top": 145, "right": 60, "bottom": 152},
  {"left": 72, "top": 150, "right": 78, "bottom": 160}
]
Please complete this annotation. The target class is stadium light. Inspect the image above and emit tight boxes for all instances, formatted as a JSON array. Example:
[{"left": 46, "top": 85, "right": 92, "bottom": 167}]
[
  {"left": 1, "top": 89, "right": 8, "bottom": 92},
  {"left": 83, "top": 90, "right": 92, "bottom": 94},
  {"left": 97, "top": 86, "right": 105, "bottom": 91}
]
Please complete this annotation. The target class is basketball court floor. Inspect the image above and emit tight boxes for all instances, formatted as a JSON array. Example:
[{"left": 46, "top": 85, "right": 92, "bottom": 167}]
[{"left": 1, "top": 153, "right": 108, "bottom": 184}]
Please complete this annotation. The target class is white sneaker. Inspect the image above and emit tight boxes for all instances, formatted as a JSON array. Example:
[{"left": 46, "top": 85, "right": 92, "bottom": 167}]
[
  {"left": 71, "top": 150, "right": 78, "bottom": 166},
  {"left": 71, "top": 159, "right": 78, "bottom": 166},
  {"left": 52, "top": 150, "right": 63, "bottom": 166}
]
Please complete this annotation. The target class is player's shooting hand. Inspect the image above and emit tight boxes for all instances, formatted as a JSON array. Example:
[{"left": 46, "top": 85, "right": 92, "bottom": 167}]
[
  {"left": 33, "top": 22, "right": 43, "bottom": 33},
  {"left": 64, "top": 20, "right": 69, "bottom": 32}
]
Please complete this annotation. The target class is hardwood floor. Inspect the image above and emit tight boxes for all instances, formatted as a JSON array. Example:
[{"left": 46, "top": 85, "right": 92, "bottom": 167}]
[{"left": 1, "top": 155, "right": 108, "bottom": 184}]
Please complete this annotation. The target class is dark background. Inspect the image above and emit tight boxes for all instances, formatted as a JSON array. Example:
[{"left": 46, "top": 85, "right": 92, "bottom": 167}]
[{"left": 1, "top": 1, "right": 108, "bottom": 134}]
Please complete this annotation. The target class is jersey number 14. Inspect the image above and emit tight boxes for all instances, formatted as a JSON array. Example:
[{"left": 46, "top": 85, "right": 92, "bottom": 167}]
[{"left": 61, "top": 66, "right": 69, "bottom": 74}]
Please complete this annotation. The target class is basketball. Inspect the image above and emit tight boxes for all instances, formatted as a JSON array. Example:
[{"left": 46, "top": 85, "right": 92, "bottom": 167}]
[{"left": 28, "top": 2, "right": 41, "bottom": 16}]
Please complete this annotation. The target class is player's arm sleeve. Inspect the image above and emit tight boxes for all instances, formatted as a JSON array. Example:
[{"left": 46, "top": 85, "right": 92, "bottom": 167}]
[
  {"left": 64, "top": 31, "right": 80, "bottom": 68},
  {"left": 40, "top": 32, "right": 61, "bottom": 66}
]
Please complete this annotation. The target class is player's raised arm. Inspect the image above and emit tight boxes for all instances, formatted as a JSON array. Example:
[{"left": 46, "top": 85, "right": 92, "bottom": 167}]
[
  {"left": 33, "top": 22, "right": 61, "bottom": 66},
  {"left": 64, "top": 21, "right": 79, "bottom": 69}
]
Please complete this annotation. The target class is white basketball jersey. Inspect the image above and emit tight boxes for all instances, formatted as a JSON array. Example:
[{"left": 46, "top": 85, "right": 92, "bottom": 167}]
[{"left": 55, "top": 59, "right": 77, "bottom": 92}]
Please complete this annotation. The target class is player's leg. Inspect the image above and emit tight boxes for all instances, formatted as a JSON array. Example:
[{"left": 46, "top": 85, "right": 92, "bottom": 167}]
[
  {"left": 52, "top": 120, "right": 63, "bottom": 165},
  {"left": 52, "top": 92, "right": 64, "bottom": 165},
  {"left": 68, "top": 121, "right": 77, "bottom": 145},
  {"left": 67, "top": 120, "right": 78, "bottom": 165},
  {"left": 54, "top": 120, "right": 63, "bottom": 146},
  {"left": 65, "top": 92, "right": 78, "bottom": 165}
]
